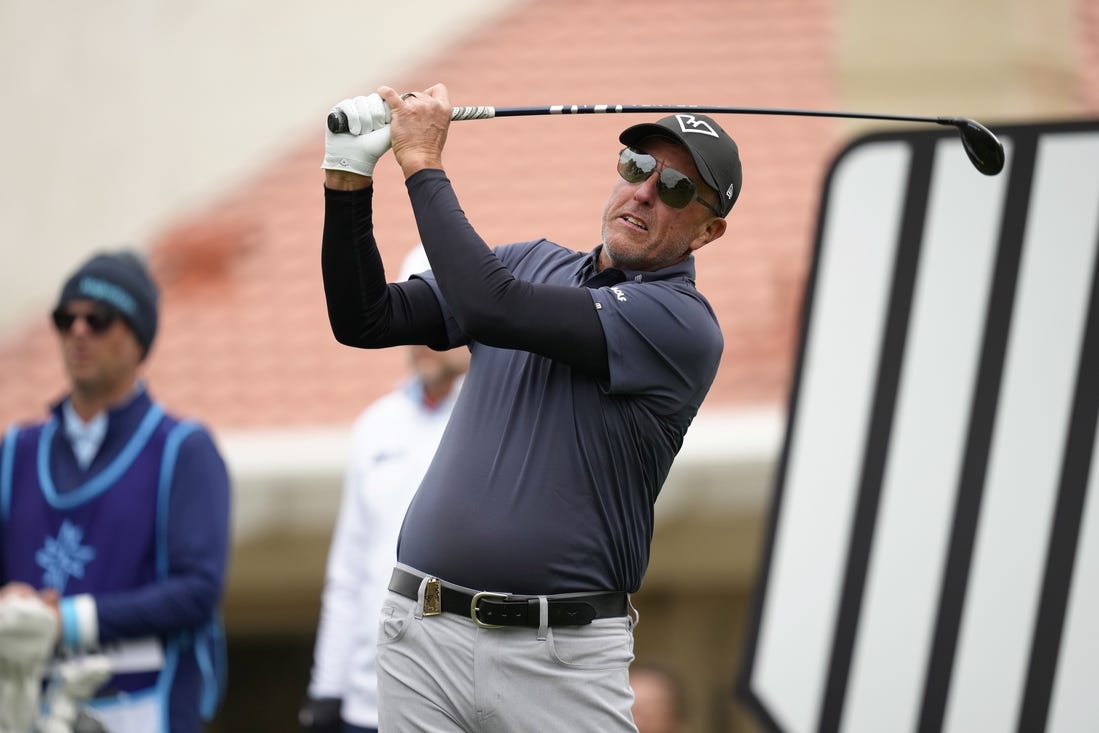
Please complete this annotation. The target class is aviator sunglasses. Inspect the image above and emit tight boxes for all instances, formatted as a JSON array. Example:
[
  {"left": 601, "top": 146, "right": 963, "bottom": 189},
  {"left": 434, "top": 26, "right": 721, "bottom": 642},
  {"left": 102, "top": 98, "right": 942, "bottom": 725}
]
[
  {"left": 617, "top": 147, "right": 720, "bottom": 217},
  {"left": 51, "top": 304, "right": 120, "bottom": 335}
]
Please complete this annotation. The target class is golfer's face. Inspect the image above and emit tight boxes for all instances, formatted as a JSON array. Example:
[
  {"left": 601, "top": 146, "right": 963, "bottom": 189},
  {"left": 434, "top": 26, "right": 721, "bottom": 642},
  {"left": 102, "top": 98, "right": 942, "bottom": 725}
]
[{"left": 600, "top": 137, "right": 722, "bottom": 272}]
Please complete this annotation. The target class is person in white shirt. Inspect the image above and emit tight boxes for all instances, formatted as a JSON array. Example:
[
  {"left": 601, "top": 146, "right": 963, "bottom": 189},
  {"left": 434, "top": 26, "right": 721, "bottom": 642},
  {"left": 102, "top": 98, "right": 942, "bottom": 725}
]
[{"left": 299, "top": 246, "right": 469, "bottom": 733}]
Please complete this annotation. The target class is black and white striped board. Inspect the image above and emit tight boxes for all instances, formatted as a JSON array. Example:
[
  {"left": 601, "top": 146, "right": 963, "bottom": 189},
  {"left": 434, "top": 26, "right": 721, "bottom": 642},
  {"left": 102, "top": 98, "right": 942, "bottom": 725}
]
[{"left": 738, "top": 119, "right": 1099, "bottom": 733}]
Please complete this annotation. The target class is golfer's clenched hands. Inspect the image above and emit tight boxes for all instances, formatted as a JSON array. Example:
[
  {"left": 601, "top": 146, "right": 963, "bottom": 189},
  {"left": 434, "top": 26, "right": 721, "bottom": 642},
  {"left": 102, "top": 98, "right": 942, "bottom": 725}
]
[{"left": 379, "top": 84, "right": 452, "bottom": 179}]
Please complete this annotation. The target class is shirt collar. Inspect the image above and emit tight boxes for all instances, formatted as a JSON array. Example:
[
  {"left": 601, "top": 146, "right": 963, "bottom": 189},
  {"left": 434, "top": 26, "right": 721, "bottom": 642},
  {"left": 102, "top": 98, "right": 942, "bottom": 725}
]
[
  {"left": 61, "top": 395, "right": 114, "bottom": 470},
  {"left": 50, "top": 380, "right": 148, "bottom": 422},
  {"left": 402, "top": 375, "right": 464, "bottom": 413},
  {"left": 577, "top": 245, "right": 698, "bottom": 286}
]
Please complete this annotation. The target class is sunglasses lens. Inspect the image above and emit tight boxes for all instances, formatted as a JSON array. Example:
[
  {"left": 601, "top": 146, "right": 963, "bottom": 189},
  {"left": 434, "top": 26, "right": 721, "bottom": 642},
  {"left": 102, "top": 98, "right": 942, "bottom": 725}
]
[
  {"left": 84, "top": 310, "right": 116, "bottom": 333},
  {"left": 618, "top": 148, "right": 656, "bottom": 183},
  {"left": 657, "top": 169, "right": 696, "bottom": 209},
  {"left": 51, "top": 309, "right": 76, "bottom": 332}
]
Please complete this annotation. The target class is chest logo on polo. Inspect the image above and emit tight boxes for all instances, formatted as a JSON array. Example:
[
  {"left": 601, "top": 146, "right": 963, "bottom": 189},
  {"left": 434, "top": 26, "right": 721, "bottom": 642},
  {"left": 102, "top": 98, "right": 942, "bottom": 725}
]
[
  {"left": 36, "top": 519, "right": 96, "bottom": 593},
  {"left": 611, "top": 286, "right": 628, "bottom": 302}
]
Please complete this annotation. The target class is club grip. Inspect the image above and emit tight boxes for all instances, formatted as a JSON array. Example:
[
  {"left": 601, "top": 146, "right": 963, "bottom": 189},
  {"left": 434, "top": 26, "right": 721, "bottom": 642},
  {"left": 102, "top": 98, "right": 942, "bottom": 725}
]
[
  {"left": 327, "top": 110, "right": 349, "bottom": 134},
  {"left": 327, "top": 105, "right": 497, "bottom": 134}
]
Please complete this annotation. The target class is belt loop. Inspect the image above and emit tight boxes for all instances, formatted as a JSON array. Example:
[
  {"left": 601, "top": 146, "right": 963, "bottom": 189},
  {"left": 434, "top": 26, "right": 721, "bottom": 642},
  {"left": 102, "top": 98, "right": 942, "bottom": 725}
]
[
  {"left": 536, "top": 597, "right": 549, "bottom": 640},
  {"left": 414, "top": 576, "right": 431, "bottom": 620},
  {"left": 627, "top": 595, "right": 640, "bottom": 630}
]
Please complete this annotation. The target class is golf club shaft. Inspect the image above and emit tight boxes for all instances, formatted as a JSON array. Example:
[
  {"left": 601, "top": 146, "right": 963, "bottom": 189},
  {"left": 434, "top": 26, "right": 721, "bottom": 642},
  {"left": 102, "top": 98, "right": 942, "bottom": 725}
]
[{"left": 330, "top": 104, "right": 961, "bottom": 131}]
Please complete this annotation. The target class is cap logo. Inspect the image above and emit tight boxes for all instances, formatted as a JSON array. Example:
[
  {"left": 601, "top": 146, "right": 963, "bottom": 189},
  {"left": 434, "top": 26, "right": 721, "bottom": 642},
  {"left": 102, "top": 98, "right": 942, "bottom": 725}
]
[
  {"left": 674, "top": 114, "right": 719, "bottom": 138},
  {"left": 77, "top": 276, "right": 137, "bottom": 317}
]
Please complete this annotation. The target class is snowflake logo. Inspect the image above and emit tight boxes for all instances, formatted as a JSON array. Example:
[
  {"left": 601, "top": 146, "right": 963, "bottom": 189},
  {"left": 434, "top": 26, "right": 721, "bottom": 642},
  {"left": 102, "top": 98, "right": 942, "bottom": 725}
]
[{"left": 36, "top": 520, "right": 96, "bottom": 593}]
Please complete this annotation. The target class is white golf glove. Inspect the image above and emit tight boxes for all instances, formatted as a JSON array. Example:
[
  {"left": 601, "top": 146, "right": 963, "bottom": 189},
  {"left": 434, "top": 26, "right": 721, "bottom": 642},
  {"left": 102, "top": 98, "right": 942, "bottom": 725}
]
[{"left": 322, "top": 94, "right": 393, "bottom": 177}]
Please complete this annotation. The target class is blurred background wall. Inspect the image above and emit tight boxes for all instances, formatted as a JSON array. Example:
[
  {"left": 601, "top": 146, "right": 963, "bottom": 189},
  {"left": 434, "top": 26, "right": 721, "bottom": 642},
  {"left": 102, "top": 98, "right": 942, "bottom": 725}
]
[{"left": 1, "top": 1, "right": 1096, "bottom": 731}]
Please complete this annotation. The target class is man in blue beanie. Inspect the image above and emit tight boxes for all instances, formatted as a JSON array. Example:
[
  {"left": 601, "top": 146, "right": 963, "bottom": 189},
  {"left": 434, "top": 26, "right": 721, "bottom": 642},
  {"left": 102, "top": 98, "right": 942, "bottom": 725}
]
[
  {"left": 54, "top": 250, "right": 160, "bottom": 360},
  {"left": 0, "top": 249, "right": 232, "bottom": 732}
]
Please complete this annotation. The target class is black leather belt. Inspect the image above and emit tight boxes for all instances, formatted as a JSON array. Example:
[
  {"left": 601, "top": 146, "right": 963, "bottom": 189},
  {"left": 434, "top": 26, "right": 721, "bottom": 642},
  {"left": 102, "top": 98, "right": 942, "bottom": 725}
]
[{"left": 388, "top": 568, "right": 628, "bottom": 628}]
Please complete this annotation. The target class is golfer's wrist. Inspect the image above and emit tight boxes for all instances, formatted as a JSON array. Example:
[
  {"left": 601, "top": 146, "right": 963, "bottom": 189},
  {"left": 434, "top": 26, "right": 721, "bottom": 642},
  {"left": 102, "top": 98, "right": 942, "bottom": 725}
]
[
  {"left": 324, "top": 170, "right": 372, "bottom": 191},
  {"left": 398, "top": 155, "right": 443, "bottom": 179}
]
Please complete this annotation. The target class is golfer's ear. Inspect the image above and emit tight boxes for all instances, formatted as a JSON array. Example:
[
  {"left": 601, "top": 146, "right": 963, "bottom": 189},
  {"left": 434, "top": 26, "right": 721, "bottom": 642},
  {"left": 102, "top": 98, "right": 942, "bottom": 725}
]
[{"left": 692, "top": 217, "right": 726, "bottom": 252}]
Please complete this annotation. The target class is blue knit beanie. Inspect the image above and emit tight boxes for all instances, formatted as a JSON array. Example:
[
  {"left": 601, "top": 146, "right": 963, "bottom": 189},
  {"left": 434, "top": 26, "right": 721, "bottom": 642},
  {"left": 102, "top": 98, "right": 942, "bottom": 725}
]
[{"left": 56, "top": 250, "right": 160, "bottom": 358}]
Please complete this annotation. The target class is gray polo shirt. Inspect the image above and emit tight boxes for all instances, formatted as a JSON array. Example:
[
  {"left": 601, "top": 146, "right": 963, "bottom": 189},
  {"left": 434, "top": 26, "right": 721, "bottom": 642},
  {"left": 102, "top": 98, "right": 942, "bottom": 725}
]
[{"left": 397, "top": 240, "right": 722, "bottom": 594}]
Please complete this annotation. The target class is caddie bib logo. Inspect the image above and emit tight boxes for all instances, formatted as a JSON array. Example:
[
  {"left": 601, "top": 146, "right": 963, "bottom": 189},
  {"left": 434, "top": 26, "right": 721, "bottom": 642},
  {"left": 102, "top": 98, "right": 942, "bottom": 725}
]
[{"left": 36, "top": 519, "right": 95, "bottom": 593}]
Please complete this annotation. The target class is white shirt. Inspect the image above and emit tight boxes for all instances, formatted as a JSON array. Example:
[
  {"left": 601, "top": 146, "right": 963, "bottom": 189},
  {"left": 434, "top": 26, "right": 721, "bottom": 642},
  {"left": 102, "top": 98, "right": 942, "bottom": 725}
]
[
  {"left": 60, "top": 383, "right": 145, "bottom": 470},
  {"left": 307, "top": 377, "right": 461, "bottom": 727},
  {"left": 62, "top": 401, "right": 108, "bottom": 470}
]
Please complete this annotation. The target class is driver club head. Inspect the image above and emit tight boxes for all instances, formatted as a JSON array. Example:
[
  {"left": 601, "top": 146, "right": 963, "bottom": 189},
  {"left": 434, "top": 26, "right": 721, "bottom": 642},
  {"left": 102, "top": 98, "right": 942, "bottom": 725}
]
[{"left": 941, "top": 116, "right": 1006, "bottom": 176}]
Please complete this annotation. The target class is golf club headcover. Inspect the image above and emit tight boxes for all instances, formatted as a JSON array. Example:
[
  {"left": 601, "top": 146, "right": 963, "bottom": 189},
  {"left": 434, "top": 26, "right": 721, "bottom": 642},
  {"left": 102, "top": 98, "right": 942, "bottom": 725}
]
[
  {"left": 37, "top": 655, "right": 113, "bottom": 733},
  {"left": 0, "top": 594, "right": 60, "bottom": 733}
]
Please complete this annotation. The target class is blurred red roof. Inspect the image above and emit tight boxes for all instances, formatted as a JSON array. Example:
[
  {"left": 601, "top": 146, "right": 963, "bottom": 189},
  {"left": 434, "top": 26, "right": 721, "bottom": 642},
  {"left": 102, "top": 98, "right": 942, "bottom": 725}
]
[{"left": 3, "top": 0, "right": 1095, "bottom": 432}]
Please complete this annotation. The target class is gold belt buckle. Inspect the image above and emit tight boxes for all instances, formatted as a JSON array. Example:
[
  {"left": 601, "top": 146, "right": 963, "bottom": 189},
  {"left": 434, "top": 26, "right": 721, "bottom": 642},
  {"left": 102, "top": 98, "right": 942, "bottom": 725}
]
[
  {"left": 470, "top": 591, "right": 508, "bottom": 629},
  {"left": 423, "top": 577, "right": 442, "bottom": 616}
]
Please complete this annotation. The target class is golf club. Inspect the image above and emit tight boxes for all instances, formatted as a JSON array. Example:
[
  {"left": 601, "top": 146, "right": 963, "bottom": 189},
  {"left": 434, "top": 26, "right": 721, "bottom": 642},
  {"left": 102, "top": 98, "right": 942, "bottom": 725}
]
[{"left": 327, "top": 104, "right": 1005, "bottom": 176}]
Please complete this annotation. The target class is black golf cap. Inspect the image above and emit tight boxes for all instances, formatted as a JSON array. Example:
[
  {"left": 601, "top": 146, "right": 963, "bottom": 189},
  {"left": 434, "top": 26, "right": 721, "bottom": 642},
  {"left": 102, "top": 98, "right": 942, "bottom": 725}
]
[{"left": 619, "top": 113, "right": 742, "bottom": 216}]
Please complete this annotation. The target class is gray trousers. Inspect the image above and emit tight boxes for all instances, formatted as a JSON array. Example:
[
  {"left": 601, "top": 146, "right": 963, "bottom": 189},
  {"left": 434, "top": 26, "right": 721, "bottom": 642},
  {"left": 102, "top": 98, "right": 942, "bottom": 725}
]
[{"left": 376, "top": 572, "right": 638, "bottom": 732}]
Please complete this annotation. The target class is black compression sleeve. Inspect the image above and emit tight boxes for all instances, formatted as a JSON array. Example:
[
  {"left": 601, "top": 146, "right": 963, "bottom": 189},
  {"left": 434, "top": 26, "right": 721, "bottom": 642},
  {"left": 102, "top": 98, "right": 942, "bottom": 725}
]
[
  {"left": 320, "top": 186, "right": 450, "bottom": 349},
  {"left": 406, "top": 170, "right": 609, "bottom": 377}
]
